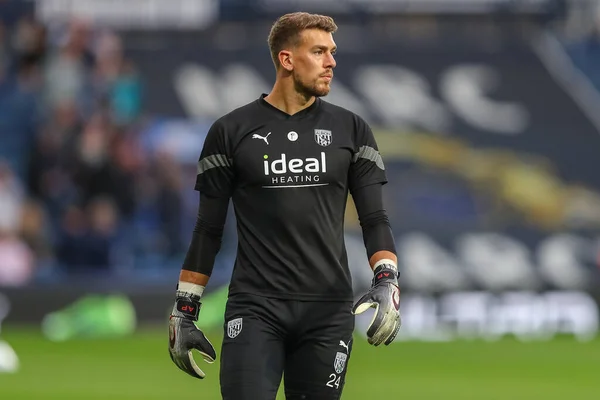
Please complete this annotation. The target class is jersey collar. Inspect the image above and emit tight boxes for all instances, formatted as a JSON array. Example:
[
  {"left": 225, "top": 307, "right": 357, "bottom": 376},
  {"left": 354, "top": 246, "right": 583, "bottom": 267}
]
[{"left": 258, "top": 93, "right": 321, "bottom": 120}]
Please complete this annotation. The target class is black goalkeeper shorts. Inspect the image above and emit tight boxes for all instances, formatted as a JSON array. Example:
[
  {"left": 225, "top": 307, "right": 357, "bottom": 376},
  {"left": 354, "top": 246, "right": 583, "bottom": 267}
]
[{"left": 219, "top": 293, "right": 355, "bottom": 400}]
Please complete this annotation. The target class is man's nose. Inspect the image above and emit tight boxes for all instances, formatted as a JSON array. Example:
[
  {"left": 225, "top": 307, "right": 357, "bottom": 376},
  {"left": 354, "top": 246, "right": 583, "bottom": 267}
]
[{"left": 325, "top": 53, "right": 336, "bottom": 69}]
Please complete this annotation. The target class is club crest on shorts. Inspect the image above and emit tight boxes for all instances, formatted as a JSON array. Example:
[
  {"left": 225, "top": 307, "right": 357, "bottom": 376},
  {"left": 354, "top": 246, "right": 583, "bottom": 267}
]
[
  {"left": 334, "top": 351, "right": 347, "bottom": 374},
  {"left": 227, "top": 318, "right": 243, "bottom": 339},
  {"left": 314, "top": 129, "right": 332, "bottom": 147}
]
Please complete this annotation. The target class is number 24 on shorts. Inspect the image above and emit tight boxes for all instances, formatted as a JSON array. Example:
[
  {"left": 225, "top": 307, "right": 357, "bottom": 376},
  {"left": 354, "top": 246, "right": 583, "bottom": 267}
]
[{"left": 326, "top": 374, "right": 341, "bottom": 389}]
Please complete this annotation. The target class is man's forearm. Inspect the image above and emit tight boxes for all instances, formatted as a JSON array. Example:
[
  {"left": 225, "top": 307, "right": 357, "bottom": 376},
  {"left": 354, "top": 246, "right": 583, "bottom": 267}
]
[
  {"left": 351, "top": 183, "right": 397, "bottom": 269},
  {"left": 179, "top": 193, "right": 230, "bottom": 288}
]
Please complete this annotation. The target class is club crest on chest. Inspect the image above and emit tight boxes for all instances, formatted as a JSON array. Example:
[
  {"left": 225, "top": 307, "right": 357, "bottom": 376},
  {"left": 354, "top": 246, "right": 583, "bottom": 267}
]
[{"left": 314, "top": 129, "right": 332, "bottom": 147}]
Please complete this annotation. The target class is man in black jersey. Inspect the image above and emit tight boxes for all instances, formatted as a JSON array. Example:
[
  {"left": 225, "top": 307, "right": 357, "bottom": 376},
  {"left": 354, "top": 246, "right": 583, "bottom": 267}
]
[{"left": 168, "top": 12, "right": 401, "bottom": 399}]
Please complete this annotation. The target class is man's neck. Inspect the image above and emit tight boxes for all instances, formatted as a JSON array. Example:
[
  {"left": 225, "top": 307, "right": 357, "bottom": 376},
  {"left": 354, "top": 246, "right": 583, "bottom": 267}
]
[{"left": 264, "top": 80, "right": 315, "bottom": 116}]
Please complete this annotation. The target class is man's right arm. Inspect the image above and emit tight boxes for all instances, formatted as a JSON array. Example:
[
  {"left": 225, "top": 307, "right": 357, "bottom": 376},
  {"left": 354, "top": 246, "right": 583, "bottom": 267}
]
[
  {"left": 168, "top": 192, "right": 229, "bottom": 380},
  {"left": 169, "top": 116, "right": 233, "bottom": 380}
]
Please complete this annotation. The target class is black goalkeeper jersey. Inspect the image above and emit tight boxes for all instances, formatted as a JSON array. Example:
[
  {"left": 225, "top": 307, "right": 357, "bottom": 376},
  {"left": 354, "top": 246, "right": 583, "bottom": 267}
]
[{"left": 195, "top": 94, "right": 387, "bottom": 301}]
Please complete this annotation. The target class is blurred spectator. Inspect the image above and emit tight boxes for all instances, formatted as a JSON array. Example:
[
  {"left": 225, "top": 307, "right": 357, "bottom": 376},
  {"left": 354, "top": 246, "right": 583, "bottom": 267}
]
[
  {"left": 153, "top": 151, "right": 184, "bottom": 257},
  {"left": 0, "top": 161, "right": 33, "bottom": 286},
  {"left": 56, "top": 197, "right": 119, "bottom": 274},
  {"left": 19, "top": 198, "right": 53, "bottom": 265},
  {"left": 110, "top": 59, "right": 142, "bottom": 126},
  {"left": 93, "top": 31, "right": 142, "bottom": 125},
  {"left": 0, "top": 17, "right": 42, "bottom": 180},
  {"left": 0, "top": 161, "right": 24, "bottom": 233},
  {"left": 94, "top": 30, "right": 123, "bottom": 87},
  {"left": 11, "top": 14, "right": 46, "bottom": 72},
  {"left": 87, "top": 196, "right": 120, "bottom": 267},
  {"left": 72, "top": 113, "right": 137, "bottom": 218},
  {"left": 26, "top": 100, "right": 81, "bottom": 218},
  {"left": 43, "top": 18, "right": 94, "bottom": 116},
  {"left": 55, "top": 205, "right": 87, "bottom": 271},
  {"left": 0, "top": 229, "right": 34, "bottom": 286}
]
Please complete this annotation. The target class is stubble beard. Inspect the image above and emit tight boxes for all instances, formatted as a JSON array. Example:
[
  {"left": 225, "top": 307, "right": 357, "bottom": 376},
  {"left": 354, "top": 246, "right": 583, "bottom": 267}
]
[{"left": 293, "top": 72, "right": 331, "bottom": 98}]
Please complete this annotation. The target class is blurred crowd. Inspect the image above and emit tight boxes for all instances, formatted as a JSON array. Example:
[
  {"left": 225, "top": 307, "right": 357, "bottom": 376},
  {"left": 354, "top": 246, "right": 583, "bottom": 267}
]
[
  {"left": 1, "top": 0, "right": 600, "bottom": 288},
  {"left": 0, "top": 6, "right": 189, "bottom": 286}
]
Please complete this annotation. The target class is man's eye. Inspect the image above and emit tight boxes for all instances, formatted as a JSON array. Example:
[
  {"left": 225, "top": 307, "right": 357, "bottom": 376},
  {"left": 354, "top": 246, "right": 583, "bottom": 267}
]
[{"left": 315, "top": 50, "right": 323, "bottom": 55}]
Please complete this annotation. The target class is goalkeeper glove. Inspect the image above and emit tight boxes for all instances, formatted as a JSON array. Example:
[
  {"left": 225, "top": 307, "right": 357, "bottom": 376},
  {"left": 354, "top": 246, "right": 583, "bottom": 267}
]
[
  {"left": 168, "top": 287, "right": 216, "bottom": 379},
  {"left": 352, "top": 262, "right": 401, "bottom": 346}
]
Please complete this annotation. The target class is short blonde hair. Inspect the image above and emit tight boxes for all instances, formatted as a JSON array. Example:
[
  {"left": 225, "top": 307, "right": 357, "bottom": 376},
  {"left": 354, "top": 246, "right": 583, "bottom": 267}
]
[{"left": 267, "top": 12, "right": 337, "bottom": 69}]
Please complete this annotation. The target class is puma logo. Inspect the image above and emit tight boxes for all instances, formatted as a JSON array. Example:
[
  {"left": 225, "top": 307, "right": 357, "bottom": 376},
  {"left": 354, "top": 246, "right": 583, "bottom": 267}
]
[
  {"left": 339, "top": 340, "right": 350, "bottom": 353},
  {"left": 252, "top": 132, "right": 272, "bottom": 145}
]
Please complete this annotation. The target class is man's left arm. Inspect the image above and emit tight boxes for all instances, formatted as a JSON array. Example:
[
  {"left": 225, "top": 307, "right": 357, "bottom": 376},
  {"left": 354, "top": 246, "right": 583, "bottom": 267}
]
[{"left": 351, "top": 182, "right": 401, "bottom": 346}]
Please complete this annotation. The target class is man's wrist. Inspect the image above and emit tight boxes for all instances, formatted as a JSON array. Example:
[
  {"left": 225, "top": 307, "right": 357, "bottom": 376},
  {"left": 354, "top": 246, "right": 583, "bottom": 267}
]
[
  {"left": 372, "top": 259, "right": 399, "bottom": 286},
  {"left": 177, "top": 281, "right": 205, "bottom": 297},
  {"left": 173, "top": 297, "right": 201, "bottom": 320},
  {"left": 172, "top": 281, "right": 205, "bottom": 321}
]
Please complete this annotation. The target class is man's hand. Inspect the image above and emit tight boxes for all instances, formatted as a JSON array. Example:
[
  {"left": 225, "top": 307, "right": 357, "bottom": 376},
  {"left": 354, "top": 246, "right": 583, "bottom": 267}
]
[
  {"left": 168, "top": 292, "right": 216, "bottom": 379},
  {"left": 352, "top": 263, "right": 401, "bottom": 346}
]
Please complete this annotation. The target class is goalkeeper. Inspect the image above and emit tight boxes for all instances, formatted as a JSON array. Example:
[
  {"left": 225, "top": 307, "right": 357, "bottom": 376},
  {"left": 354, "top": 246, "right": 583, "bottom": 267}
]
[{"left": 167, "top": 11, "right": 401, "bottom": 400}]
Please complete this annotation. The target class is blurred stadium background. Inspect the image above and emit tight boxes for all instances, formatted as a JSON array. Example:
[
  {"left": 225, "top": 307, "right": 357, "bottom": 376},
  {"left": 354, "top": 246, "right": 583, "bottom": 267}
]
[{"left": 1, "top": 0, "right": 600, "bottom": 398}]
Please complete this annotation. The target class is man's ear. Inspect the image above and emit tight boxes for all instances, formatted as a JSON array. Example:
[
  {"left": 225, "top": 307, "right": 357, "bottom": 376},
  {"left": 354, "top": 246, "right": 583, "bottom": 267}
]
[{"left": 279, "top": 50, "right": 293, "bottom": 72}]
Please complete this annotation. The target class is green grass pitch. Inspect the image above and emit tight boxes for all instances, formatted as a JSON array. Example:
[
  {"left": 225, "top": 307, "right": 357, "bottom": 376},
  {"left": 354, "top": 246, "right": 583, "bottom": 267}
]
[{"left": 0, "top": 326, "right": 599, "bottom": 399}]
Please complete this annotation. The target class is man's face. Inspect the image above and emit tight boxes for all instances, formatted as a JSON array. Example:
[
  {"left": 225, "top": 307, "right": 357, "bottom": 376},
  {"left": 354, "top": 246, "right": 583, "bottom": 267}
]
[{"left": 290, "top": 29, "right": 337, "bottom": 98}]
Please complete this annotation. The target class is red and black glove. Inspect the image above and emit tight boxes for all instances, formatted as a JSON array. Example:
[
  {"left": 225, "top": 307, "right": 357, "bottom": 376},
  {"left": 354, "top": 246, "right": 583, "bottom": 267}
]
[
  {"left": 352, "top": 263, "right": 401, "bottom": 346},
  {"left": 168, "top": 291, "right": 216, "bottom": 379}
]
